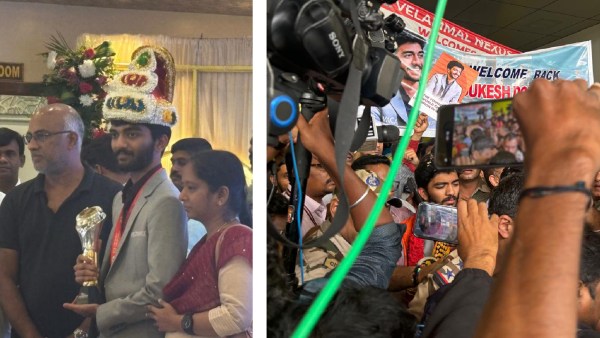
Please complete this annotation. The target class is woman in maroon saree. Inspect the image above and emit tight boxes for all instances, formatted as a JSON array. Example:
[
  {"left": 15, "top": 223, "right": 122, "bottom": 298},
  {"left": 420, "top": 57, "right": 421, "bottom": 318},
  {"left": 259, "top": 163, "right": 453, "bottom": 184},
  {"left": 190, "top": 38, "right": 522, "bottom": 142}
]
[{"left": 148, "top": 150, "right": 252, "bottom": 337}]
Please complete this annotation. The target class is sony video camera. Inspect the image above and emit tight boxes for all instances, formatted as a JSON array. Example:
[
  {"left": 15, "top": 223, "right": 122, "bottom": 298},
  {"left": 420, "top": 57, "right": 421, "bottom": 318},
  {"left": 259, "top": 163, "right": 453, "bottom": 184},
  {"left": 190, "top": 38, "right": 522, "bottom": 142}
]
[{"left": 267, "top": 0, "right": 406, "bottom": 137}]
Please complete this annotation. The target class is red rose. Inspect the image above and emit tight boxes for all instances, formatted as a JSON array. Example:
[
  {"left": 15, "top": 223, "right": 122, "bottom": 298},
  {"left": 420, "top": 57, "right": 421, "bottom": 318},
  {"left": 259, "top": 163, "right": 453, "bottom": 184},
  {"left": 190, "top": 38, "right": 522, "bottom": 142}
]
[
  {"left": 92, "top": 128, "right": 107, "bottom": 139},
  {"left": 47, "top": 96, "right": 61, "bottom": 104},
  {"left": 84, "top": 48, "right": 96, "bottom": 59},
  {"left": 96, "top": 75, "right": 107, "bottom": 86},
  {"left": 79, "top": 82, "right": 93, "bottom": 94}
]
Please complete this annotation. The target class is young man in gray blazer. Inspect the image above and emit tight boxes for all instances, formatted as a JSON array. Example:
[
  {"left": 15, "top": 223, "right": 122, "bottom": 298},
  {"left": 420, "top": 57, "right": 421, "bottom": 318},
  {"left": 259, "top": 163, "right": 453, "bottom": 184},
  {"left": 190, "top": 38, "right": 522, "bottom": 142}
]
[{"left": 65, "top": 46, "right": 187, "bottom": 338}]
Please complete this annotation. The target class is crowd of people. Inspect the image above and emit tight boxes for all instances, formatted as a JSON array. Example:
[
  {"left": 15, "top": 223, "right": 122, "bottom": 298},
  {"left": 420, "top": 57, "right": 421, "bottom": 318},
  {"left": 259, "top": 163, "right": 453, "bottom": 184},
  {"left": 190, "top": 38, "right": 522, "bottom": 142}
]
[
  {"left": 267, "top": 66, "right": 600, "bottom": 337},
  {"left": 0, "top": 45, "right": 252, "bottom": 338},
  {"left": 452, "top": 102, "right": 524, "bottom": 166}
]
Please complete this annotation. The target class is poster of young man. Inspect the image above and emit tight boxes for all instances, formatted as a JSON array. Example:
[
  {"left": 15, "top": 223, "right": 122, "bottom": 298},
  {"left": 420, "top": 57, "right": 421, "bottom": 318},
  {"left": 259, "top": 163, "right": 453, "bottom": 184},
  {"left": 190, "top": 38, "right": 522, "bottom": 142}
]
[{"left": 413, "top": 52, "right": 479, "bottom": 120}]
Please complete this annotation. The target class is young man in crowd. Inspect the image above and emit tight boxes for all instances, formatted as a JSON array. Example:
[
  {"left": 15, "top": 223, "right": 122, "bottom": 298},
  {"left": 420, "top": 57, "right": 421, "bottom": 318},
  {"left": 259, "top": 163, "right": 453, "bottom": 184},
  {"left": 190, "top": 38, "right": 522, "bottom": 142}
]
[
  {"left": 387, "top": 154, "right": 459, "bottom": 293},
  {"left": 169, "top": 137, "right": 212, "bottom": 253},
  {"left": 416, "top": 172, "right": 523, "bottom": 332},
  {"left": 0, "top": 128, "right": 26, "bottom": 336},
  {"left": 458, "top": 168, "right": 490, "bottom": 203},
  {"left": 0, "top": 127, "right": 25, "bottom": 204},
  {"left": 81, "top": 134, "right": 129, "bottom": 185},
  {"left": 66, "top": 47, "right": 187, "bottom": 337}
]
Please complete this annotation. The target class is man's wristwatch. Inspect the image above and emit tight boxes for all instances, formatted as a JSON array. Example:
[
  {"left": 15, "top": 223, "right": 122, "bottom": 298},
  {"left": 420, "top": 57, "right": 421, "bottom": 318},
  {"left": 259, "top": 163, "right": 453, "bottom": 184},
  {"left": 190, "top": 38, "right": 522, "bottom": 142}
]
[{"left": 181, "top": 313, "right": 194, "bottom": 335}]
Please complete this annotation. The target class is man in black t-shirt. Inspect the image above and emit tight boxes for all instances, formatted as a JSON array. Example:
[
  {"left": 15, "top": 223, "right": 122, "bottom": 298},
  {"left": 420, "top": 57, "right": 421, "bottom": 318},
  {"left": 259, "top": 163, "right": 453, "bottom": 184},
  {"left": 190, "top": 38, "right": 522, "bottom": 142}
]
[{"left": 0, "top": 104, "right": 121, "bottom": 338}]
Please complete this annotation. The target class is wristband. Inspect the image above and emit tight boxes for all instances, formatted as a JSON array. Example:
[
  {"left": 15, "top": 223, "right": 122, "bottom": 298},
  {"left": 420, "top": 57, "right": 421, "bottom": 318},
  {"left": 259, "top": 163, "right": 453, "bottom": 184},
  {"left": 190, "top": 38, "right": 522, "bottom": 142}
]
[
  {"left": 519, "top": 181, "right": 592, "bottom": 209},
  {"left": 412, "top": 265, "right": 422, "bottom": 286},
  {"left": 349, "top": 186, "right": 370, "bottom": 209}
]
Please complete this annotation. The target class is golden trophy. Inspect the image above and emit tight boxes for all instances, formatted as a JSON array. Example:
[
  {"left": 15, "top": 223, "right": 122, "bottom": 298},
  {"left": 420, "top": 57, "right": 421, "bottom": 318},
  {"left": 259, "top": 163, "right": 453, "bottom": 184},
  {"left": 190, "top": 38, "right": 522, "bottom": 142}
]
[{"left": 75, "top": 206, "right": 106, "bottom": 304}]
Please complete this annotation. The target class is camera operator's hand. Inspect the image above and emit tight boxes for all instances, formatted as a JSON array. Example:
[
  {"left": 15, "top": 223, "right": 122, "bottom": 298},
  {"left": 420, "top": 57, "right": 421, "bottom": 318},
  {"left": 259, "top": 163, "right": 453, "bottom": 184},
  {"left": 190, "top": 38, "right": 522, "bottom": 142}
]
[
  {"left": 295, "top": 108, "right": 335, "bottom": 160},
  {"left": 411, "top": 113, "right": 429, "bottom": 141},
  {"left": 513, "top": 79, "right": 600, "bottom": 185},
  {"left": 457, "top": 199, "right": 499, "bottom": 276},
  {"left": 296, "top": 108, "right": 393, "bottom": 228}
]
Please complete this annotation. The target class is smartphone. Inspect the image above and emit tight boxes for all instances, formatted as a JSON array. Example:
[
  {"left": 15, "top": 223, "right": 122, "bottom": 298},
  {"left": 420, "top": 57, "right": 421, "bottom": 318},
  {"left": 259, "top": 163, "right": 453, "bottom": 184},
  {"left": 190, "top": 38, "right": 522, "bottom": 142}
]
[
  {"left": 435, "top": 98, "right": 525, "bottom": 169},
  {"left": 413, "top": 202, "right": 458, "bottom": 245}
]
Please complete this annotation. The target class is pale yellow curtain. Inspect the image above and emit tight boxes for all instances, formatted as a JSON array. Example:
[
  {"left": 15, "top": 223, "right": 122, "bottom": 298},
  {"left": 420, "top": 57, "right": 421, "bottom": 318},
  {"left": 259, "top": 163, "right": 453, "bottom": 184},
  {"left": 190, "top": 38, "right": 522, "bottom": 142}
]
[{"left": 76, "top": 34, "right": 252, "bottom": 173}]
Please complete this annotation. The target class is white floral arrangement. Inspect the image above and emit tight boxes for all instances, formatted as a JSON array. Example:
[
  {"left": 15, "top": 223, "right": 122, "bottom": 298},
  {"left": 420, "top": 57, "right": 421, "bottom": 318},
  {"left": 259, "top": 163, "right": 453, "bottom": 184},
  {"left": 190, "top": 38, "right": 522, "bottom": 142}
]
[{"left": 42, "top": 34, "right": 116, "bottom": 140}]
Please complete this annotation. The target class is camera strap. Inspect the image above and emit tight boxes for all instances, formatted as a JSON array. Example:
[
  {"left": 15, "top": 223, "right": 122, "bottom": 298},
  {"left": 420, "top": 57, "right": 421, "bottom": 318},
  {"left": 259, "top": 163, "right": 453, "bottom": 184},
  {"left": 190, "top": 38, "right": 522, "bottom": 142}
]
[{"left": 350, "top": 106, "right": 373, "bottom": 152}]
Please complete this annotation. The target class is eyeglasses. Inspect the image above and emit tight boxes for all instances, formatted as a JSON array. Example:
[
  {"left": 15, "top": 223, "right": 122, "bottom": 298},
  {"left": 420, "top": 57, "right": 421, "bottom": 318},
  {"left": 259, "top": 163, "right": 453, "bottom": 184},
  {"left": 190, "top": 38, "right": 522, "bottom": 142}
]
[{"left": 24, "top": 130, "right": 72, "bottom": 144}]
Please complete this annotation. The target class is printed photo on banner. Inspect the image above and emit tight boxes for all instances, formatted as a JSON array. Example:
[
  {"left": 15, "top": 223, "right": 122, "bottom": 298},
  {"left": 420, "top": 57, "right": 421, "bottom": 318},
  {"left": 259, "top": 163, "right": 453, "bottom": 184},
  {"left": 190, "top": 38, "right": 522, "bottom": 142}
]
[
  {"left": 368, "top": 29, "right": 432, "bottom": 135},
  {"left": 411, "top": 41, "right": 591, "bottom": 138},
  {"left": 411, "top": 52, "right": 478, "bottom": 122}
]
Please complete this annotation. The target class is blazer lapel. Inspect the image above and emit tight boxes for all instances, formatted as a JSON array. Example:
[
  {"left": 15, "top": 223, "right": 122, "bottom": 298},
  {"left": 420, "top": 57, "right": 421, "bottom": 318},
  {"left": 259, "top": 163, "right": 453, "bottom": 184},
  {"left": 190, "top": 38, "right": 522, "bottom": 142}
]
[{"left": 104, "top": 169, "right": 167, "bottom": 276}]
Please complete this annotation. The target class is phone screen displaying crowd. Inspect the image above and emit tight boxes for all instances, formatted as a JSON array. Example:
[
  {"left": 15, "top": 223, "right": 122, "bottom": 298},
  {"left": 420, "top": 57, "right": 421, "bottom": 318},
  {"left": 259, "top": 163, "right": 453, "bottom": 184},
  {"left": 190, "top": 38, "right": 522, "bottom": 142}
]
[
  {"left": 435, "top": 98, "right": 525, "bottom": 169},
  {"left": 413, "top": 202, "right": 458, "bottom": 244}
]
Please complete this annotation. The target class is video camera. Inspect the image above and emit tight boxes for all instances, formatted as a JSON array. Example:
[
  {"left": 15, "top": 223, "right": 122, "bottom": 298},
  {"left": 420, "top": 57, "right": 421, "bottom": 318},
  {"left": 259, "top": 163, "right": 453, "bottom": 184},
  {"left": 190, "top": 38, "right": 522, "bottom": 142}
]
[
  {"left": 267, "top": 0, "right": 407, "bottom": 285},
  {"left": 267, "top": 0, "right": 406, "bottom": 137}
]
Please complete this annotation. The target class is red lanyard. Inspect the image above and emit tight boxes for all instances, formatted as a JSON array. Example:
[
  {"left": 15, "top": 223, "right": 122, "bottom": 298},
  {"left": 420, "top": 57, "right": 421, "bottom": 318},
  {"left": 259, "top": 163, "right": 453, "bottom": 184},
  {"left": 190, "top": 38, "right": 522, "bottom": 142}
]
[{"left": 109, "top": 168, "right": 162, "bottom": 265}]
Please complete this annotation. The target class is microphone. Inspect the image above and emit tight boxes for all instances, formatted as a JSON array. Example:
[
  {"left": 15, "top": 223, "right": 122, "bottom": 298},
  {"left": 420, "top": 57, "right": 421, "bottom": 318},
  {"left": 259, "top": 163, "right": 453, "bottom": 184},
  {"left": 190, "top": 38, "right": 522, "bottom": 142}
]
[{"left": 377, "top": 125, "right": 400, "bottom": 143}]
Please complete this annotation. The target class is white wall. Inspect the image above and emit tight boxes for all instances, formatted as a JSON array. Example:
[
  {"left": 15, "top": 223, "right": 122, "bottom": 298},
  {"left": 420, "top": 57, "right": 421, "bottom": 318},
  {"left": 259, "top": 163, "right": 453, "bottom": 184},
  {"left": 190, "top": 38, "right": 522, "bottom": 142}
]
[
  {"left": 0, "top": 1, "right": 252, "bottom": 181},
  {"left": 543, "top": 23, "right": 600, "bottom": 82}
]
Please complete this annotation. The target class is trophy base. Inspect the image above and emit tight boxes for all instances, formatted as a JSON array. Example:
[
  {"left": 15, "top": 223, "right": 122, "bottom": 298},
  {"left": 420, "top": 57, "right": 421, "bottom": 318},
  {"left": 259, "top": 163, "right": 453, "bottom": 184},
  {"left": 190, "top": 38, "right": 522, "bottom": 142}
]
[{"left": 76, "top": 285, "right": 102, "bottom": 304}]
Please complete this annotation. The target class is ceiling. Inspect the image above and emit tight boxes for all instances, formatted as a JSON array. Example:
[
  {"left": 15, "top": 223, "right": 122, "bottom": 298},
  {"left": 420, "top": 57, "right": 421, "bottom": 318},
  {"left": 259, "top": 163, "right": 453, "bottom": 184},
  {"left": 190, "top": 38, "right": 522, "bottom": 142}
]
[
  {"left": 415, "top": 0, "right": 600, "bottom": 51},
  {"left": 5, "top": 1, "right": 598, "bottom": 50},
  {"left": 4, "top": 0, "right": 251, "bottom": 16}
]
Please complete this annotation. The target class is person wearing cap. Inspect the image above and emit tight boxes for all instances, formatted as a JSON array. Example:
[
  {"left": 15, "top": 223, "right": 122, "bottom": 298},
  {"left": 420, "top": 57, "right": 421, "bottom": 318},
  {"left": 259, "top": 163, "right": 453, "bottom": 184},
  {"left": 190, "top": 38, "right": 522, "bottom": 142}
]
[
  {"left": 0, "top": 104, "right": 121, "bottom": 338},
  {"left": 169, "top": 138, "right": 212, "bottom": 255},
  {"left": 297, "top": 167, "right": 410, "bottom": 285},
  {"left": 351, "top": 154, "right": 414, "bottom": 224},
  {"left": 66, "top": 46, "right": 187, "bottom": 338}
]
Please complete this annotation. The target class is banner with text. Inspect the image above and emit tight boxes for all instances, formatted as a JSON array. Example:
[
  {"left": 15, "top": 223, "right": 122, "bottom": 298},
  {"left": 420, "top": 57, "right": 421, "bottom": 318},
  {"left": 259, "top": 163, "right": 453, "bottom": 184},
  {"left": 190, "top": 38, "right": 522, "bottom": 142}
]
[
  {"left": 408, "top": 41, "right": 593, "bottom": 137},
  {"left": 382, "top": 0, "right": 520, "bottom": 55}
]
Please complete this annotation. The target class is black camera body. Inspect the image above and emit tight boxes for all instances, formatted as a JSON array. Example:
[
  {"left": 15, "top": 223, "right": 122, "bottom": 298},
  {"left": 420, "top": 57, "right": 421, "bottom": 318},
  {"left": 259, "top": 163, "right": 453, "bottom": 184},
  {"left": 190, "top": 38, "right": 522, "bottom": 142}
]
[{"left": 268, "top": 0, "right": 404, "bottom": 110}]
